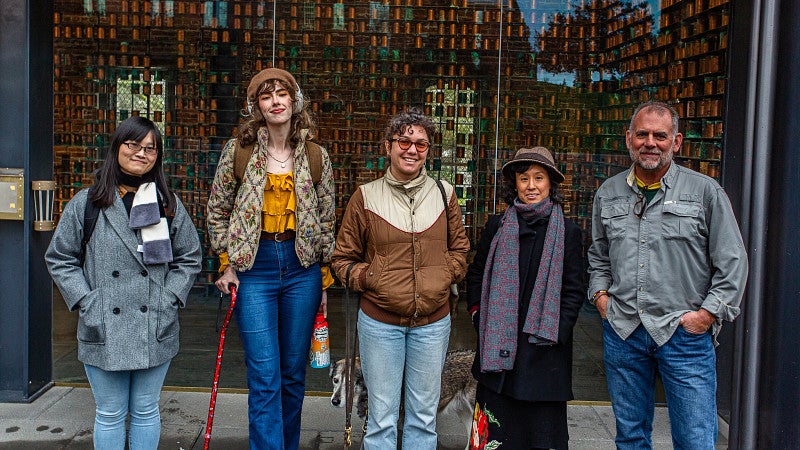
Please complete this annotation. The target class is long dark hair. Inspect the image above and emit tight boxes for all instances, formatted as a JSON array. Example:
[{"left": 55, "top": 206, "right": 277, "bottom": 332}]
[
  {"left": 237, "top": 78, "right": 316, "bottom": 148},
  {"left": 501, "top": 162, "right": 564, "bottom": 205},
  {"left": 89, "top": 116, "right": 175, "bottom": 212}
]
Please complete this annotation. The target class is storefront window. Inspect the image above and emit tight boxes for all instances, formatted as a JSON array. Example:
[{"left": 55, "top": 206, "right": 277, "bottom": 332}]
[{"left": 52, "top": 0, "right": 731, "bottom": 397}]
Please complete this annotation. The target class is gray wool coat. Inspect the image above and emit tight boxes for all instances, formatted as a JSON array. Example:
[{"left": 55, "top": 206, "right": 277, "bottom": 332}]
[{"left": 45, "top": 188, "right": 201, "bottom": 371}]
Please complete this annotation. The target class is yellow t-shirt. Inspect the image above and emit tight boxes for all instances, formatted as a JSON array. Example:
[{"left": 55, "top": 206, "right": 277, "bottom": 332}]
[{"left": 218, "top": 172, "right": 333, "bottom": 290}]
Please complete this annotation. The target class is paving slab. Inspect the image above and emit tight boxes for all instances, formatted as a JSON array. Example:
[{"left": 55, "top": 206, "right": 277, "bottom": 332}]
[{"left": 0, "top": 385, "right": 733, "bottom": 449}]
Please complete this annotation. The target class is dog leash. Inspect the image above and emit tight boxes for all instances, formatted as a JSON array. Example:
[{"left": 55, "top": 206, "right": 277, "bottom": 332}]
[{"left": 343, "top": 262, "right": 360, "bottom": 449}]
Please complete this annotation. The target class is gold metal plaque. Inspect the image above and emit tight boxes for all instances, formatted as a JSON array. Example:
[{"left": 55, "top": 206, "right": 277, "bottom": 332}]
[{"left": 0, "top": 168, "right": 25, "bottom": 220}]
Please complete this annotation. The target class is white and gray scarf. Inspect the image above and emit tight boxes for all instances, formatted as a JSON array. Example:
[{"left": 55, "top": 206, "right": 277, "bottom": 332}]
[{"left": 129, "top": 182, "right": 173, "bottom": 264}]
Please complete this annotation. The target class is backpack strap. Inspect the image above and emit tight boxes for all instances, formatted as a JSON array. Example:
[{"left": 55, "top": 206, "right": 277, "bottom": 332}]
[
  {"left": 233, "top": 139, "right": 254, "bottom": 185},
  {"left": 81, "top": 186, "right": 100, "bottom": 266},
  {"left": 305, "top": 141, "right": 322, "bottom": 185},
  {"left": 233, "top": 138, "right": 322, "bottom": 186}
]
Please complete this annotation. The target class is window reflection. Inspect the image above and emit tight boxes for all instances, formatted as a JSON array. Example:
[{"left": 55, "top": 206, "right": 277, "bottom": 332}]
[
  {"left": 54, "top": 0, "right": 728, "bottom": 289},
  {"left": 53, "top": 0, "right": 730, "bottom": 401}
]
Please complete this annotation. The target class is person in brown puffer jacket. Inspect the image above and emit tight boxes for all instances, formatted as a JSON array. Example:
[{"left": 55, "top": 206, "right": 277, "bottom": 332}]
[{"left": 332, "top": 107, "right": 469, "bottom": 449}]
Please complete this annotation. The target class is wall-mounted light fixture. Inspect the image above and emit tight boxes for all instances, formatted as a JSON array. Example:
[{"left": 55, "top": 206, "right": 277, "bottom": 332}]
[{"left": 31, "top": 180, "right": 56, "bottom": 231}]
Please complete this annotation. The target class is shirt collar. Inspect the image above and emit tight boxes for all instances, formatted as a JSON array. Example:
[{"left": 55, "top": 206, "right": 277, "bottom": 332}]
[{"left": 626, "top": 161, "right": 678, "bottom": 191}]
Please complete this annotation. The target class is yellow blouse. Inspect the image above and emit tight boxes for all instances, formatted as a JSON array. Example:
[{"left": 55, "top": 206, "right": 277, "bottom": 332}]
[
  {"left": 262, "top": 172, "right": 297, "bottom": 233},
  {"left": 217, "top": 172, "right": 333, "bottom": 290}
]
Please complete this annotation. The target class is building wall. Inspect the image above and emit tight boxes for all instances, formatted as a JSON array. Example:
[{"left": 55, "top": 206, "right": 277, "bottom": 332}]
[{"left": 53, "top": 0, "right": 732, "bottom": 287}]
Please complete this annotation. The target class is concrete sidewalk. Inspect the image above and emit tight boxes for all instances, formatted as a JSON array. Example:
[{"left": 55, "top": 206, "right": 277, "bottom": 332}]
[{"left": 0, "top": 385, "right": 716, "bottom": 449}]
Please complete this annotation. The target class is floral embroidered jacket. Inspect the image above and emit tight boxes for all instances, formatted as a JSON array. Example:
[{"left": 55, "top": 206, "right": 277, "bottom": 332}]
[{"left": 207, "top": 127, "right": 335, "bottom": 271}]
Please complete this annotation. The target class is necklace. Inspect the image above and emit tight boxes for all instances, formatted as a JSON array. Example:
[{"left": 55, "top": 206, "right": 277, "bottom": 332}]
[{"left": 267, "top": 149, "right": 292, "bottom": 168}]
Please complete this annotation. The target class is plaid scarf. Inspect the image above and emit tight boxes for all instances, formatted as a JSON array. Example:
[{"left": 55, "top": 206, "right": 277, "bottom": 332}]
[{"left": 479, "top": 197, "right": 565, "bottom": 372}]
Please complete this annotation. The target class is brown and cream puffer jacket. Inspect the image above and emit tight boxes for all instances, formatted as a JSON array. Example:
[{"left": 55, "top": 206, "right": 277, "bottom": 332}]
[{"left": 332, "top": 169, "right": 470, "bottom": 327}]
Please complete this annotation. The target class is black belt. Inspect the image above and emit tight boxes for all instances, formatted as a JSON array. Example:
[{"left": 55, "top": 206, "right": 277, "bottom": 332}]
[{"left": 260, "top": 230, "right": 296, "bottom": 242}]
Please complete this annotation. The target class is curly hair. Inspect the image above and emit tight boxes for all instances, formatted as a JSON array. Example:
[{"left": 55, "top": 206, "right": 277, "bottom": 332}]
[
  {"left": 236, "top": 78, "right": 317, "bottom": 147},
  {"left": 501, "top": 162, "right": 564, "bottom": 206},
  {"left": 381, "top": 107, "right": 437, "bottom": 147}
]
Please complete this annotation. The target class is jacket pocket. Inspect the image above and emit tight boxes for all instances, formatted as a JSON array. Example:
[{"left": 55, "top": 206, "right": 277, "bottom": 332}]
[
  {"left": 156, "top": 289, "right": 180, "bottom": 342},
  {"left": 77, "top": 289, "right": 105, "bottom": 344},
  {"left": 662, "top": 203, "right": 702, "bottom": 240},
  {"left": 363, "top": 253, "right": 387, "bottom": 294}
]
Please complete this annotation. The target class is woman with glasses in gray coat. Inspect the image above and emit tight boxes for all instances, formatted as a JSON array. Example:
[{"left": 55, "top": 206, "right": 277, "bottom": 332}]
[{"left": 46, "top": 116, "right": 201, "bottom": 450}]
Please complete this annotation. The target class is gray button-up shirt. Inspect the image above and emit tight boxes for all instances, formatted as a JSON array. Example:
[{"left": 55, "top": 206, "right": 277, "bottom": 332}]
[{"left": 588, "top": 162, "right": 748, "bottom": 346}]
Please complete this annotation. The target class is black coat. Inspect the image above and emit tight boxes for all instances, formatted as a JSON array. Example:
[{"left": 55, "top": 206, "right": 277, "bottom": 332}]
[{"left": 466, "top": 212, "right": 585, "bottom": 401}]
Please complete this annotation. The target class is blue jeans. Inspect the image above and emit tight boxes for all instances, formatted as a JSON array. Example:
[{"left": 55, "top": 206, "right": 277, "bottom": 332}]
[
  {"left": 236, "top": 238, "right": 321, "bottom": 450},
  {"left": 83, "top": 361, "right": 170, "bottom": 450},
  {"left": 603, "top": 321, "right": 718, "bottom": 450},
  {"left": 357, "top": 310, "right": 451, "bottom": 450}
]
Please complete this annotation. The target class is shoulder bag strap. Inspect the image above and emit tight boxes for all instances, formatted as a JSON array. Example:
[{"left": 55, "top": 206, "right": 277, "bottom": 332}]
[
  {"left": 435, "top": 179, "right": 449, "bottom": 241},
  {"left": 436, "top": 179, "right": 461, "bottom": 313}
]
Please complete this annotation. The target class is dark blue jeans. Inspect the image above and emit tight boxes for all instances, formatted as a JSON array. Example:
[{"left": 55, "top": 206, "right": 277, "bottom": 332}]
[
  {"left": 603, "top": 321, "right": 718, "bottom": 450},
  {"left": 236, "top": 239, "right": 321, "bottom": 450}
]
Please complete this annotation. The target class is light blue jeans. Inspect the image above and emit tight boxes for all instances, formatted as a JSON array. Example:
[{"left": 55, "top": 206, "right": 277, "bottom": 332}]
[
  {"left": 83, "top": 361, "right": 170, "bottom": 450},
  {"left": 235, "top": 238, "right": 322, "bottom": 450},
  {"left": 604, "top": 321, "right": 718, "bottom": 450},
  {"left": 358, "top": 310, "right": 451, "bottom": 450}
]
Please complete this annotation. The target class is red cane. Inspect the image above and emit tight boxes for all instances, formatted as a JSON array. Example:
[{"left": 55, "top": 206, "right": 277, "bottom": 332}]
[{"left": 204, "top": 284, "right": 237, "bottom": 450}]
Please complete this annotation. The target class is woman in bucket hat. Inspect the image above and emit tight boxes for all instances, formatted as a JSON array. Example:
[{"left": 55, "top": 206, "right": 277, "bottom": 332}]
[
  {"left": 206, "top": 67, "right": 335, "bottom": 449},
  {"left": 465, "top": 147, "right": 586, "bottom": 449}
]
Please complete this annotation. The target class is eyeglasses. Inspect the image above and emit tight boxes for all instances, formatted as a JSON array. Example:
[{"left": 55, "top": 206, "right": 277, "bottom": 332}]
[
  {"left": 633, "top": 194, "right": 646, "bottom": 218},
  {"left": 391, "top": 137, "right": 430, "bottom": 152},
  {"left": 124, "top": 141, "right": 158, "bottom": 156}
]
